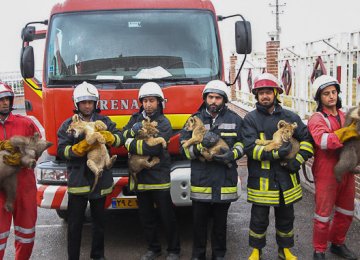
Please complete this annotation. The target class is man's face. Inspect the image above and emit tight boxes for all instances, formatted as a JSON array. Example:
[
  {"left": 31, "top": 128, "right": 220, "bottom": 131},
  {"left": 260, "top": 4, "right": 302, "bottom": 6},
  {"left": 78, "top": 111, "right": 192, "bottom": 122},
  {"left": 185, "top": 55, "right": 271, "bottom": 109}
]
[
  {"left": 257, "top": 88, "right": 275, "bottom": 108},
  {"left": 142, "top": 96, "right": 159, "bottom": 115},
  {"left": 205, "top": 93, "right": 224, "bottom": 113},
  {"left": 78, "top": 100, "right": 95, "bottom": 117},
  {"left": 0, "top": 97, "right": 11, "bottom": 115},
  {"left": 320, "top": 85, "right": 338, "bottom": 109}
]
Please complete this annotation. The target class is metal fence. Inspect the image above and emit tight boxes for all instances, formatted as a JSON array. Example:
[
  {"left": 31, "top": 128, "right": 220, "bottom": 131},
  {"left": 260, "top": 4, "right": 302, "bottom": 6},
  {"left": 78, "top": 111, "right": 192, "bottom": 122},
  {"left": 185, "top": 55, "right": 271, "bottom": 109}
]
[
  {"left": 0, "top": 71, "right": 25, "bottom": 96},
  {"left": 233, "top": 31, "right": 360, "bottom": 120}
]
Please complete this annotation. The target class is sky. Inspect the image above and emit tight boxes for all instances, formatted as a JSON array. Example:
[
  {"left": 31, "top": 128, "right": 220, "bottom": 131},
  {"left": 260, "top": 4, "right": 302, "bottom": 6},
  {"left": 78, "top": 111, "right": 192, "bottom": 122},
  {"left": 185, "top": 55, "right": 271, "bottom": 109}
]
[{"left": 1, "top": 0, "right": 360, "bottom": 72}]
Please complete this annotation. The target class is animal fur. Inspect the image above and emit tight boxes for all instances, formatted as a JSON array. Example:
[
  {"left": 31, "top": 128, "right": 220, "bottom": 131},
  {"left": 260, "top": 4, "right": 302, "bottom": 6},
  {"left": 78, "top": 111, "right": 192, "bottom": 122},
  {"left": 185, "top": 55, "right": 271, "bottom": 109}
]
[
  {"left": 255, "top": 120, "right": 300, "bottom": 160},
  {"left": 181, "top": 116, "right": 230, "bottom": 162},
  {"left": 66, "top": 114, "right": 117, "bottom": 192},
  {"left": 128, "top": 117, "right": 167, "bottom": 191},
  {"left": 0, "top": 133, "right": 52, "bottom": 212},
  {"left": 334, "top": 104, "right": 360, "bottom": 182}
]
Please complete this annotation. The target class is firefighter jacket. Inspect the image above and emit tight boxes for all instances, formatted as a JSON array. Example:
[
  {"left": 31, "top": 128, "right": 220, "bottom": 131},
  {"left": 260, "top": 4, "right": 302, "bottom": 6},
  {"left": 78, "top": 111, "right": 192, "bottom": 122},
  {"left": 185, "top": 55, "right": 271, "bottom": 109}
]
[
  {"left": 122, "top": 108, "right": 172, "bottom": 191},
  {"left": 243, "top": 103, "right": 314, "bottom": 206},
  {"left": 179, "top": 104, "right": 244, "bottom": 203},
  {"left": 57, "top": 113, "right": 122, "bottom": 199}
]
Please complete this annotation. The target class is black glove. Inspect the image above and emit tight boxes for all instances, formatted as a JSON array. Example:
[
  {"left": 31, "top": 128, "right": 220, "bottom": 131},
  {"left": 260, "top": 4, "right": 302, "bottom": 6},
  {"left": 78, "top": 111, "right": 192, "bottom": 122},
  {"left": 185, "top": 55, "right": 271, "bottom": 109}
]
[
  {"left": 130, "top": 122, "right": 143, "bottom": 136},
  {"left": 282, "top": 158, "right": 302, "bottom": 172},
  {"left": 213, "top": 147, "right": 237, "bottom": 165},
  {"left": 201, "top": 131, "right": 220, "bottom": 148},
  {"left": 277, "top": 142, "right": 292, "bottom": 159}
]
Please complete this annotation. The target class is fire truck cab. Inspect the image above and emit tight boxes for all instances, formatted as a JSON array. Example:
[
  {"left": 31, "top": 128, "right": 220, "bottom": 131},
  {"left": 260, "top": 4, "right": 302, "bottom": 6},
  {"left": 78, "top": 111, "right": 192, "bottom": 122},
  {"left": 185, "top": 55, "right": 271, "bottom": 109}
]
[{"left": 20, "top": 0, "right": 251, "bottom": 220}]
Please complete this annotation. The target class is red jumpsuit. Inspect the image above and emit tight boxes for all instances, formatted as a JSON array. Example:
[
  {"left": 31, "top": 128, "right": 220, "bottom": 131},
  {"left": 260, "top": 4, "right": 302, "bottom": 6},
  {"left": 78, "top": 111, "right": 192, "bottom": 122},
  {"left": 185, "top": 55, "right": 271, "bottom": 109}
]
[
  {"left": 308, "top": 108, "right": 355, "bottom": 253},
  {"left": 0, "top": 113, "right": 40, "bottom": 260}
]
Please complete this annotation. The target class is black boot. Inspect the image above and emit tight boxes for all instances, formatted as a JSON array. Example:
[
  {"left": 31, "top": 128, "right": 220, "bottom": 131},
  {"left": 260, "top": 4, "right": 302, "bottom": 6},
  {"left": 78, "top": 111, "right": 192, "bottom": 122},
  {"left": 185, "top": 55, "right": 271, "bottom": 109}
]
[
  {"left": 330, "top": 244, "right": 358, "bottom": 260},
  {"left": 313, "top": 251, "right": 325, "bottom": 259}
]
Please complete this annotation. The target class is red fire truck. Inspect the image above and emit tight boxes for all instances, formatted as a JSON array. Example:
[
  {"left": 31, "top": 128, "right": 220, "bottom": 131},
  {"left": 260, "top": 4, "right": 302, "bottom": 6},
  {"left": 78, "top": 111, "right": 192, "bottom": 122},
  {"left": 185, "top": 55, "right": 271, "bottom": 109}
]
[{"left": 20, "top": 0, "right": 251, "bottom": 220}]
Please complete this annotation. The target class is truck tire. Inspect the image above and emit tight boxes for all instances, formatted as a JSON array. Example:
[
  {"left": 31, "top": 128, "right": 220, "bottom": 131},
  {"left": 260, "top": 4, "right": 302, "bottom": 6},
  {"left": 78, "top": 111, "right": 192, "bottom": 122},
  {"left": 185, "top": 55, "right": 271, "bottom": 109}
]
[{"left": 56, "top": 209, "right": 68, "bottom": 221}]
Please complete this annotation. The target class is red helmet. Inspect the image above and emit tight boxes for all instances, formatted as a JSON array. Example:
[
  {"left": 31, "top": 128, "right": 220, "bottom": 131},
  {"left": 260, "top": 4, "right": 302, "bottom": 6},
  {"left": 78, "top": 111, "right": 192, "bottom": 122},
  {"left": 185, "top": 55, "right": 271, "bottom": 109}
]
[
  {"left": 0, "top": 82, "right": 14, "bottom": 109},
  {"left": 252, "top": 73, "right": 283, "bottom": 94}
]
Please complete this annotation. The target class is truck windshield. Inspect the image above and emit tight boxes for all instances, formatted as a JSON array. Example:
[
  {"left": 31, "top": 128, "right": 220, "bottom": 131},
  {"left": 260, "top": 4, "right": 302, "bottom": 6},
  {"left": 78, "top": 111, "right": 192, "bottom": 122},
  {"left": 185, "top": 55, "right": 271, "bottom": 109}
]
[{"left": 46, "top": 10, "right": 220, "bottom": 87}]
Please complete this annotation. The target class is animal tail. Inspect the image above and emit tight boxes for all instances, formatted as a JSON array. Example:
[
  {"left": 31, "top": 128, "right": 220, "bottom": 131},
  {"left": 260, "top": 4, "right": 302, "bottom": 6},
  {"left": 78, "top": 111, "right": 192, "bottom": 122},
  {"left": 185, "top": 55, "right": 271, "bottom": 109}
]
[{"left": 90, "top": 170, "right": 103, "bottom": 193}]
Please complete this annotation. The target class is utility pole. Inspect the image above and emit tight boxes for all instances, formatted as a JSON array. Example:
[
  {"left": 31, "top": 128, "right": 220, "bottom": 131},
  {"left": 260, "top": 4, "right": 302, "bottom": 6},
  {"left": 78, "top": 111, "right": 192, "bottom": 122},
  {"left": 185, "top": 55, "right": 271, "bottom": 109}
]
[{"left": 269, "top": 0, "right": 286, "bottom": 41}]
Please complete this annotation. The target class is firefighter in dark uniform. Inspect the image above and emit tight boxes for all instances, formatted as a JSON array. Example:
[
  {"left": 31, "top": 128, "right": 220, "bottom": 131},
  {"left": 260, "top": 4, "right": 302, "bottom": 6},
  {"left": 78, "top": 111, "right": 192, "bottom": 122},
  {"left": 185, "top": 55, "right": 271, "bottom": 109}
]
[
  {"left": 243, "top": 73, "right": 314, "bottom": 260},
  {"left": 122, "top": 82, "right": 180, "bottom": 260},
  {"left": 57, "top": 82, "right": 122, "bottom": 260},
  {"left": 180, "top": 80, "right": 244, "bottom": 260}
]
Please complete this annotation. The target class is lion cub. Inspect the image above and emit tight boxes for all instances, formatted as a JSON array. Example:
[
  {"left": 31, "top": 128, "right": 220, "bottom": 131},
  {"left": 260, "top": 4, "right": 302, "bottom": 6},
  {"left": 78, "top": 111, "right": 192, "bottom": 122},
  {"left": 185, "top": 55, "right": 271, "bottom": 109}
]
[
  {"left": 128, "top": 117, "right": 167, "bottom": 191},
  {"left": 0, "top": 133, "right": 52, "bottom": 212},
  {"left": 255, "top": 120, "right": 299, "bottom": 160},
  {"left": 181, "top": 116, "right": 229, "bottom": 162},
  {"left": 67, "top": 114, "right": 117, "bottom": 192}
]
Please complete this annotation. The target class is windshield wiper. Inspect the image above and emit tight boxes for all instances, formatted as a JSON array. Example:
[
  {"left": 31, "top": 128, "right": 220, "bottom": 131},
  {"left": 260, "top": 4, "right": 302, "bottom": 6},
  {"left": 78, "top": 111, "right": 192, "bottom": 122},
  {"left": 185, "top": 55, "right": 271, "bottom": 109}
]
[{"left": 122, "top": 77, "right": 201, "bottom": 85}]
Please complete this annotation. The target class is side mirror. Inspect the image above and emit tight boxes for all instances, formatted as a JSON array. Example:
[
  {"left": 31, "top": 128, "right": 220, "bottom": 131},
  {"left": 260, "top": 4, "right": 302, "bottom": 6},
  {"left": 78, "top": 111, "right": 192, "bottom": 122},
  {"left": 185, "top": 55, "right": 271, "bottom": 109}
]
[
  {"left": 21, "top": 26, "right": 36, "bottom": 42},
  {"left": 235, "top": 21, "right": 252, "bottom": 54},
  {"left": 20, "top": 46, "right": 35, "bottom": 78}
]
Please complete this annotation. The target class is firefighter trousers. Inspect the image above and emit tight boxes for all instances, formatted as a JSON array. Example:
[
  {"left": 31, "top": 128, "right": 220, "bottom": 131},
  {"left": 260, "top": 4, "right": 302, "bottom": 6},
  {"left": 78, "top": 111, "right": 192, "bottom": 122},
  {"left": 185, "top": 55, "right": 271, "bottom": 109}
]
[
  {"left": 67, "top": 194, "right": 106, "bottom": 260},
  {"left": 191, "top": 201, "right": 231, "bottom": 259},
  {"left": 137, "top": 190, "right": 180, "bottom": 255},
  {"left": 313, "top": 172, "right": 355, "bottom": 252},
  {"left": 249, "top": 202, "right": 295, "bottom": 249},
  {"left": 0, "top": 171, "right": 37, "bottom": 260}
]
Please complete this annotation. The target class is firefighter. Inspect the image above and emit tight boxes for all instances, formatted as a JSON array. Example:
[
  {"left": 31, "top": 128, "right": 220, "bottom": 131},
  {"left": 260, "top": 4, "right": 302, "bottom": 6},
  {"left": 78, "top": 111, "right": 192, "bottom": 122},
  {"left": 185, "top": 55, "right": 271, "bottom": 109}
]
[
  {"left": 242, "top": 73, "right": 314, "bottom": 260},
  {"left": 122, "top": 82, "right": 180, "bottom": 260},
  {"left": 57, "top": 81, "right": 122, "bottom": 260},
  {"left": 308, "top": 75, "right": 358, "bottom": 260},
  {"left": 180, "top": 80, "right": 244, "bottom": 260},
  {"left": 0, "top": 82, "right": 41, "bottom": 260}
]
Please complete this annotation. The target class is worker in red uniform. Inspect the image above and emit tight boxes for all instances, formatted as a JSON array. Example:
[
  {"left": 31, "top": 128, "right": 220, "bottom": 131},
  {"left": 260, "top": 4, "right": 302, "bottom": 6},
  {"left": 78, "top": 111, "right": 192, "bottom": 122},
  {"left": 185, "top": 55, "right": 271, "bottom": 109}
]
[
  {"left": 0, "top": 82, "right": 41, "bottom": 260},
  {"left": 308, "top": 75, "right": 358, "bottom": 260}
]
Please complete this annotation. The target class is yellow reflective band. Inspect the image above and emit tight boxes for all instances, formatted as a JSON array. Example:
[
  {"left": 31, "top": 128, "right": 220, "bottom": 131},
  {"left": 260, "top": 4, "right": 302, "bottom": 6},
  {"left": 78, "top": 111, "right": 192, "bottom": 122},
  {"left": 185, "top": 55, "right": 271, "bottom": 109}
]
[
  {"left": 234, "top": 142, "right": 244, "bottom": 148},
  {"left": 261, "top": 160, "right": 270, "bottom": 169},
  {"left": 249, "top": 229, "right": 266, "bottom": 239},
  {"left": 64, "top": 145, "right": 71, "bottom": 159},
  {"left": 137, "top": 183, "right": 171, "bottom": 190},
  {"left": 260, "top": 177, "right": 269, "bottom": 191},
  {"left": 113, "top": 134, "right": 121, "bottom": 147},
  {"left": 184, "top": 147, "right": 192, "bottom": 160},
  {"left": 137, "top": 140, "right": 143, "bottom": 155},
  {"left": 247, "top": 188, "right": 279, "bottom": 196},
  {"left": 276, "top": 229, "right": 294, "bottom": 238},
  {"left": 123, "top": 130, "right": 129, "bottom": 139},
  {"left": 253, "top": 145, "right": 265, "bottom": 161},
  {"left": 300, "top": 141, "right": 314, "bottom": 154},
  {"left": 101, "top": 184, "right": 114, "bottom": 195},
  {"left": 296, "top": 153, "right": 305, "bottom": 164},
  {"left": 191, "top": 186, "right": 212, "bottom": 194},
  {"left": 283, "top": 184, "right": 302, "bottom": 204},
  {"left": 272, "top": 150, "right": 279, "bottom": 159},
  {"left": 233, "top": 149, "right": 238, "bottom": 159},
  {"left": 220, "top": 132, "right": 237, "bottom": 137},
  {"left": 221, "top": 186, "right": 237, "bottom": 194},
  {"left": 290, "top": 173, "right": 298, "bottom": 186},
  {"left": 26, "top": 78, "right": 43, "bottom": 98},
  {"left": 68, "top": 186, "right": 91, "bottom": 194}
]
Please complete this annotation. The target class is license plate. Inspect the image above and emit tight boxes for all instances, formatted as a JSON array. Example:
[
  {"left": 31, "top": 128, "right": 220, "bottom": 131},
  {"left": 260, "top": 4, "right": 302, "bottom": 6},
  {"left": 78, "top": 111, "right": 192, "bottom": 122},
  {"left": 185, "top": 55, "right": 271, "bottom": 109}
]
[{"left": 111, "top": 198, "right": 138, "bottom": 209}]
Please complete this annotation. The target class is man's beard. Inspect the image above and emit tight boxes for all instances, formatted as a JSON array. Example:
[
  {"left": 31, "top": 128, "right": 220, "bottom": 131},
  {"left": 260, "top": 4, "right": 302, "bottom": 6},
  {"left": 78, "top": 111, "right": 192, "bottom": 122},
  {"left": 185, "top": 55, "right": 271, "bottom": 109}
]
[
  {"left": 0, "top": 108, "right": 11, "bottom": 116},
  {"left": 206, "top": 102, "right": 224, "bottom": 113},
  {"left": 260, "top": 100, "right": 275, "bottom": 109}
]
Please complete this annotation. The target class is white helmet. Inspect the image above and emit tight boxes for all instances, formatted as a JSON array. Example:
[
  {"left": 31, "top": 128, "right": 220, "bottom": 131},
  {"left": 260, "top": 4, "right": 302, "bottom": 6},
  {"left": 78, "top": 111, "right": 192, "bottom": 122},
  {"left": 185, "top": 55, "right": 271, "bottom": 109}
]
[
  {"left": 138, "top": 82, "right": 164, "bottom": 102},
  {"left": 73, "top": 81, "right": 99, "bottom": 110},
  {"left": 312, "top": 75, "right": 340, "bottom": 101},
  {"left": 0, "top": 82, "right": 14, "bottom": 108},
  {"left": 202, "top": 80, "right": 230, "bottom": 103}
]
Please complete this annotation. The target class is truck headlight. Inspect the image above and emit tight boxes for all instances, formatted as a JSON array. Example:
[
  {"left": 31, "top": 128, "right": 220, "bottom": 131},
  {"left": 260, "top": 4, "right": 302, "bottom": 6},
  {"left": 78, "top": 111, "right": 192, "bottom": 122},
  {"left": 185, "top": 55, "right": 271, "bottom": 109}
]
[{"left": 35, "top": 161, "right": 68, "bottom": 184}]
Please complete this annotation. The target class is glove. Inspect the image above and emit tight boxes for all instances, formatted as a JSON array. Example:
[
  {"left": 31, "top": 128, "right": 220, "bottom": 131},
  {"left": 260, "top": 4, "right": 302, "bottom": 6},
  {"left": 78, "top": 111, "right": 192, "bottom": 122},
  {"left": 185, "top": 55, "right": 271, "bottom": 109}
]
[
  {"left": 71, "top": 139, "right": 97, "bottom": 157},
  {"left": 130, "top": 122, "right": 143, "bottom": 137},
  {"left": 282, "top": 158, "right": 302, "bottom": 172},
  {"left": 277, "top": 142, "right": 292, "bottom": 159},
  {"left": 3, "top": 153, "right": 22, "bottom": 166},
  {"left": 99, "top": 131, "right": 115, "bottom": 146},
  {"left": 0, "top": 140, "right": 22, "bottom": 166},
  {"left": 201, "top": 131, "right": 220, "bottom": 148},
  {"left": 213, "top": 147, "right": 240, "bottom": 165},
  {"left": 334, "top": 122, "right": 359, "bottom": 143}
]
